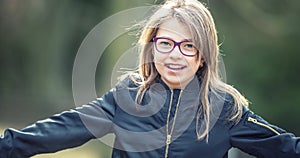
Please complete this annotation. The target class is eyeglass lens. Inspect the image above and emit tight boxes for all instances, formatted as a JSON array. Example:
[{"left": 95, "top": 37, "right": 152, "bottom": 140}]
[{"left": 154, "top": 37, "right": 197, "bottom": 57}]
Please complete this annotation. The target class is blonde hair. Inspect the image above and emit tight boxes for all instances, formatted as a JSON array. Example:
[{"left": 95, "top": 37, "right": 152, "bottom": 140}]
[{"left": 130, "top": 0, "right": 249, "bottom": 141}]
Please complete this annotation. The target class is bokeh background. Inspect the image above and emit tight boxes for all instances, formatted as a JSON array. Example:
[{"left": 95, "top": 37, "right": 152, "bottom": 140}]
[{"left": 1, "top": 0, "right": 300, "bottom": 157}]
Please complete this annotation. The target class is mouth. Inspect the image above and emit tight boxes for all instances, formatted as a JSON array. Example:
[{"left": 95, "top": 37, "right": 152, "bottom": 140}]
[{"left": 165, "top": 63, "right": 187, "bottom": 70}]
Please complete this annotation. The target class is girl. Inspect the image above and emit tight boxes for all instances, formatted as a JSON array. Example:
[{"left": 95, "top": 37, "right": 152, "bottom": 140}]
[{"left": 1, "top": 0, "right": 300, "bottom": 157}]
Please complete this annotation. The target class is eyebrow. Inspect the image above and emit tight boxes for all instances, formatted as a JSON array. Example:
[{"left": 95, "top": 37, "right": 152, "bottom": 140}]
[{"left": 156, "top": 36, "right": 193, "bottom": 42}]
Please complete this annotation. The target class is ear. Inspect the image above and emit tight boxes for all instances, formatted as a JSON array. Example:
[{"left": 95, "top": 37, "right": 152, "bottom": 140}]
[{"left": 198, "top": 56, "right": 205, "bottom": 68}]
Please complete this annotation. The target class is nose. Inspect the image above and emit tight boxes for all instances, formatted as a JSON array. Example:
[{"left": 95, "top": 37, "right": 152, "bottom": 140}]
[{"left": 169, "top": 45, "right": 182, "bottom": 59}]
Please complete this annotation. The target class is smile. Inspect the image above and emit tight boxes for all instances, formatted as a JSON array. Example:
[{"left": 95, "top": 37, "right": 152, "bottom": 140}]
[{"left": 165, "top": 64, "right": 187, "bottom": 70}]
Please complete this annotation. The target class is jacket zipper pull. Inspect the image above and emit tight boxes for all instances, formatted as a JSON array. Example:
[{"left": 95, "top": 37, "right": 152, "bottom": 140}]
[{"left": 166, "top": 135, "right": 171, "bottom": 145}]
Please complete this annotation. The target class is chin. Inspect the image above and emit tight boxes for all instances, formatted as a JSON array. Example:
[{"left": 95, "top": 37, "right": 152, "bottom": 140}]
[{"left": 165, "top": 79, "right": 186, "bottom": 88}]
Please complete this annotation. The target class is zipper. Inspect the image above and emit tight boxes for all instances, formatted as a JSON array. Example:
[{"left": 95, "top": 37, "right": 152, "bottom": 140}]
[
  {"left": 247, "top": 117, "right": 280, "bottom": 135},
  {"left": 164, "top": 90, "right": 174, "bottom": 158},
  {"left": 164, "top": 90, "right": 183, "bottom": 158}
]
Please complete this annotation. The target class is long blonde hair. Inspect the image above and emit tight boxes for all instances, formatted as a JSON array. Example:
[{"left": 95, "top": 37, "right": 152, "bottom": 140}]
[{"left": 130, "top": 0, "right": 249, "bottom": 141}]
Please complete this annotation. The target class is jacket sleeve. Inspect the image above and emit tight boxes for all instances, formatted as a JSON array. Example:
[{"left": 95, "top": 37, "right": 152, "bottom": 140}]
[
  {"left": 229, "top": 106, "right": 300, "bottom": 158},
  {"left": 0, "top": 88, "right": 116, "bottom": 158}
]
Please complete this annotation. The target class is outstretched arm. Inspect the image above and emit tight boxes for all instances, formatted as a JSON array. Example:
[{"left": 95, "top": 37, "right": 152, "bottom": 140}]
[
  {"left": 230, "top": 107, "right": 300, "bottom": 158},
  {"left": 0, "top": 89, "right": 116, "bottom": 158}
]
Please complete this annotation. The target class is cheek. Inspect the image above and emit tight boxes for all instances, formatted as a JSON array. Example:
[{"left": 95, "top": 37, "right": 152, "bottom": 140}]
[
  {"left": 152, "top": 52, "right": 164, "bottom": 72},
  {"left": 153, "top": 51, "right": 167, "bottom": 63}
]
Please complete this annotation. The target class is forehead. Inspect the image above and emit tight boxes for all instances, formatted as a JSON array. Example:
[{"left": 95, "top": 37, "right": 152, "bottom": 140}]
[{"left": 156, "top": 19, "right": 192, "bottom": 41}]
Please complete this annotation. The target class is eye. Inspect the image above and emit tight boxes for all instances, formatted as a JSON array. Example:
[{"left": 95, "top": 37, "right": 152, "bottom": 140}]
[
  {"left": 183, "top": 43, "right": 196, "bottom": 50},
  {"left": 158, "top": 41, "right": 172, "bottom": 46}
]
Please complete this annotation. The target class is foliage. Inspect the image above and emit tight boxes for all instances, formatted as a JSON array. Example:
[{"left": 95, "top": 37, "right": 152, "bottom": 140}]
[{"left": 0, "top": 0, "right": 299, "bottom": 157}]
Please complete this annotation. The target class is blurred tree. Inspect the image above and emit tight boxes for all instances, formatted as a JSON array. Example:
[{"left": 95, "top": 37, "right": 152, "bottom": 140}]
[
  {"left": 0, "top": 0, "right": 300, "bottom": 157},
  {"left": 215, "top": 0, "right": 300, "bottom": 135}
]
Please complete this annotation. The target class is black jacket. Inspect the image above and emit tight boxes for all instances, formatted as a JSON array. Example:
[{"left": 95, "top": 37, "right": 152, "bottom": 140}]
[{"left": 1, "top": 77, "right": 300, "bottom": 158}]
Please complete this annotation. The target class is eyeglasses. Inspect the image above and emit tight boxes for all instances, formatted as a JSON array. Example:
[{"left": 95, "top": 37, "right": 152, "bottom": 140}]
[{"left": 153, "top": 37, "right": 198, "bottom": 57}]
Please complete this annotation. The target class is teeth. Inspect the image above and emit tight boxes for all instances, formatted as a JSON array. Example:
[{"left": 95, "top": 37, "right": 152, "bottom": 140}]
[{"left": 166, "top": 64, "right": 185, "bottom": 69}]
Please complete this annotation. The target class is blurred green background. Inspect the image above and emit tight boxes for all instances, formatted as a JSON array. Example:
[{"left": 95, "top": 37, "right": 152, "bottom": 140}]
[{"left": 1, "top": 0, "right": 300, "bottom": 157}]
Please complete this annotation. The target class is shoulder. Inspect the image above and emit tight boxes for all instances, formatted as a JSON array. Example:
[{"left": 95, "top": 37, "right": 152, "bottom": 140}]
[
  {"left": 115, "top": 73, "right": 142, "bottom": 89},
  {"left": 113, "top": 73, "right": 143, "bottom": 102},
  {"left": 215, "top": 93, "right": 246, "bottom": 126}
]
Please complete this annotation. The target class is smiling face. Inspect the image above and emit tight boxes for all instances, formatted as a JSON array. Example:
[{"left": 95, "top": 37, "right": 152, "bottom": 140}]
[{"left": 153, "top": 19, "right": 203, "bottom": 89}]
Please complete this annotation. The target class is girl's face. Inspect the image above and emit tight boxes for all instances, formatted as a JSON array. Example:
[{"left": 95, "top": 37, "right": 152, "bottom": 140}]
[{"left": 153, "top": 19, "right": 203, "bottom": 89}]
